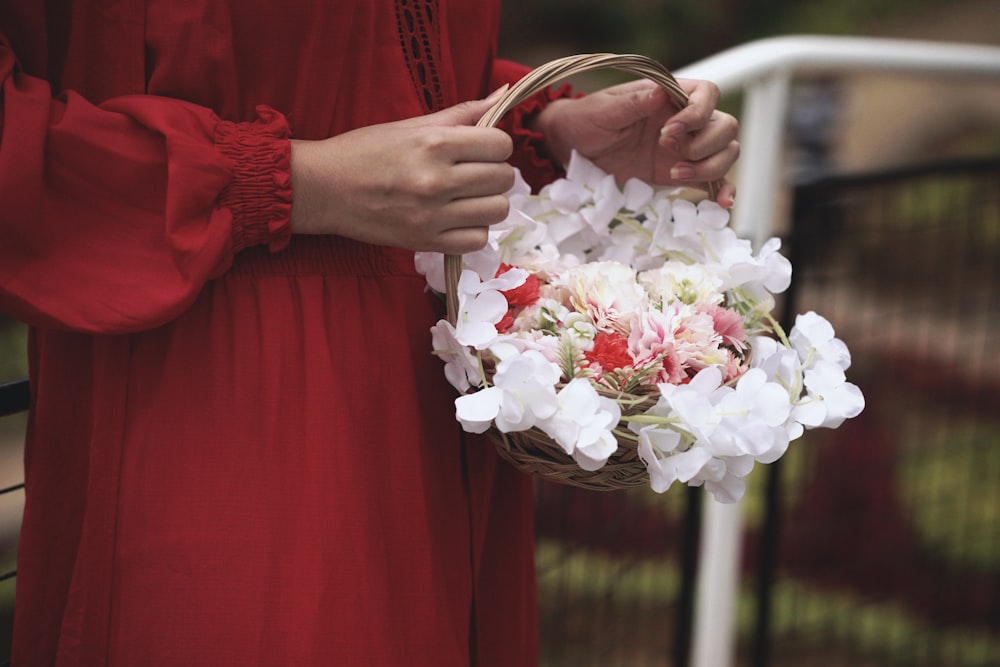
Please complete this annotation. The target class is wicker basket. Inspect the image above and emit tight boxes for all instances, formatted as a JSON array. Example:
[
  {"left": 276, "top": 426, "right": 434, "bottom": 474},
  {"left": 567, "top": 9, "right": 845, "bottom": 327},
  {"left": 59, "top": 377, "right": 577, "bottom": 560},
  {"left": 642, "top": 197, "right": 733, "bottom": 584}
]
[{"left": 445, "top": 53, "right": 722, "bottom": 491}]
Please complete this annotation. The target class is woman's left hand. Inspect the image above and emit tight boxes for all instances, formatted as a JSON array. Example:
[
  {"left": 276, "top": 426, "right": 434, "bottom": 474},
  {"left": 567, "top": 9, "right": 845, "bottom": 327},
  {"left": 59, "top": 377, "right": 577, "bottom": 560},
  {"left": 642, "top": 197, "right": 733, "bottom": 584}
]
[{"left": 531, "top": 78, "right": 740, "bottom": 207}]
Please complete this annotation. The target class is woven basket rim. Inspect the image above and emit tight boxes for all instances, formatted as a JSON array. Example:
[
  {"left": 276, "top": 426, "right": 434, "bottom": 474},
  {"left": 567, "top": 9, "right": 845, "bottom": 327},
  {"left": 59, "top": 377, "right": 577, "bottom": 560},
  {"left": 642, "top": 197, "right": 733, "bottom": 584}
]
[{"left": 446, "top": 52, "right": 721, "bottom": 324}]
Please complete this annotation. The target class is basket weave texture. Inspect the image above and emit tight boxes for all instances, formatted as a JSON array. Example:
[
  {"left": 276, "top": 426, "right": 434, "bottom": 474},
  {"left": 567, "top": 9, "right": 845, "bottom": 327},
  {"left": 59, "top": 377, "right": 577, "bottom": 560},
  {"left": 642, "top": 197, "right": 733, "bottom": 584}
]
[{"left": 445, "top": 54, "right": 720, "bottom": 491}]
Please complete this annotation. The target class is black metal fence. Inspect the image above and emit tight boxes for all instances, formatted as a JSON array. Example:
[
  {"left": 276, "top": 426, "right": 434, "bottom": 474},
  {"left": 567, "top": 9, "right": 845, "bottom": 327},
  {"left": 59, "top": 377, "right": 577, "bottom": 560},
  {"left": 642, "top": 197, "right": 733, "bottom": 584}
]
[
  {"left": 746, "top": 156, "right": 1000, "bottom": 667},
  {"left": 535, "top": 156, "right": 1000, "bottom": 666},
  {"left": 0, "top": 158, "right": 997, "bottom": 666},
  {"left": 0, "top": 379, "right": 28, "bottom": 667}
]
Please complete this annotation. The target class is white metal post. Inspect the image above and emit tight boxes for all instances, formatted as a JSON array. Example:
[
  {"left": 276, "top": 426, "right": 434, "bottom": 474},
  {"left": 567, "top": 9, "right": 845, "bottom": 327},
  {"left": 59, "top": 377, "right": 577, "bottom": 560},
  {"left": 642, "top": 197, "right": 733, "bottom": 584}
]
[
  {"left": 688, "top": 71, "right": 792, "bottom": 667},
  {"left": 674, "top": 36, "right": 1000, "bottom": 667}
]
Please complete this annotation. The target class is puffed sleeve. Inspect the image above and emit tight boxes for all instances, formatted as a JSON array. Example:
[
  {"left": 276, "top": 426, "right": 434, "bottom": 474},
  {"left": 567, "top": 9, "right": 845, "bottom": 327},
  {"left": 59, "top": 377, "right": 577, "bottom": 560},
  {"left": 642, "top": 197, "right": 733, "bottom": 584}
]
[
  {"left": 489, "top": 58, "right": 576, "bottom": 190},
  {"left": 0, "top": 34, "right": 292, "bottom": 334}
]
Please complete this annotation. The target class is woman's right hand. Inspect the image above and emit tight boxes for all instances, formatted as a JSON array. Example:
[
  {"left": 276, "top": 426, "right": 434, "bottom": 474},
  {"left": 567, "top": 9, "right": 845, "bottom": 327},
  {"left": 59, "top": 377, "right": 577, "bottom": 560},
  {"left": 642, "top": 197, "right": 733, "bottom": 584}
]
[{"left": 289, "top": 93, "right": 515, "bottom": 254}]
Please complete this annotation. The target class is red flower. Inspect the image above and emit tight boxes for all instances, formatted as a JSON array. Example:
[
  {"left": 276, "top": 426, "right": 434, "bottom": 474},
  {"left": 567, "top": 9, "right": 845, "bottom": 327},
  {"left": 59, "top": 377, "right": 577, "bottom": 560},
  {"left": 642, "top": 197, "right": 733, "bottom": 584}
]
[
  {"left": 496, "top": 310, "right": 515, "bottom": 334},
  {"left": 585, "top": 331, "right": 633, "bottom": 373},
  {"left": 497, "top": 264, "right": 541, "bottom": 308}
]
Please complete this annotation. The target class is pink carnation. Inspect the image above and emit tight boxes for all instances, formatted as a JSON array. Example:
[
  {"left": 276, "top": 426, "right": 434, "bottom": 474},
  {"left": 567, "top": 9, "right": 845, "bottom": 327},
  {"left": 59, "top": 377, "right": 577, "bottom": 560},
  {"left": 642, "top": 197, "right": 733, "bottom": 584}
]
[{"left": 707, "top": 304, "right": 748, "bottom": 351}]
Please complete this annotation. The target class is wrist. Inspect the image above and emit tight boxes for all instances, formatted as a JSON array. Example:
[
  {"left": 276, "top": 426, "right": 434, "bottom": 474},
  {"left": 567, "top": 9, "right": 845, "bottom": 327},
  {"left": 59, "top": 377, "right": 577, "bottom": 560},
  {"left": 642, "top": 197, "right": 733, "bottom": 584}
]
[{"left": 528, "top": 99, "right": 573, "bottom": 167}]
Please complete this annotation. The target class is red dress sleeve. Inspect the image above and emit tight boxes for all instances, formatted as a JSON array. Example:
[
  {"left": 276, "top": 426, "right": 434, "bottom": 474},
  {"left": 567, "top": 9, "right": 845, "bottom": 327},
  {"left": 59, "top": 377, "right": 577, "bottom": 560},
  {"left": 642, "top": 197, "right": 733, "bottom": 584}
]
[{"left": 0, "top": 34, "right": 292, "bottom": 334}]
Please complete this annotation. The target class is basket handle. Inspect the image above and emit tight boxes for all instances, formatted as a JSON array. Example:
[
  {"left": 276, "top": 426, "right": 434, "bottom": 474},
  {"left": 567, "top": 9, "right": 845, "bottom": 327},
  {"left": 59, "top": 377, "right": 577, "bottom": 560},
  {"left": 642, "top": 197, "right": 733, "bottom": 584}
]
[{"left": 445, "top": 53, "right": 723, "bottom": 324}]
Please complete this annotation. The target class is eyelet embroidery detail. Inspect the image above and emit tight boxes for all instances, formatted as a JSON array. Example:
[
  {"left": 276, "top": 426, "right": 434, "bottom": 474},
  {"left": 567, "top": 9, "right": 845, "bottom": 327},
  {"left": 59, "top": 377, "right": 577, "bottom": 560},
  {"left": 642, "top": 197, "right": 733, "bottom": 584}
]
[{"left": 395, "top": 0, "right": 444, "bottom": 113}]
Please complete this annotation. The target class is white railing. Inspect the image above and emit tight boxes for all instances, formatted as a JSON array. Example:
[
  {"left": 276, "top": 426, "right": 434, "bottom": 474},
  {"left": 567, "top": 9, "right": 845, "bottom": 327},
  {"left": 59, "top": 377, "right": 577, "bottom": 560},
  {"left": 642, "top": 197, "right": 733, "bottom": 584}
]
[{"left": 674, "top": 35, "right": 1000, "bottom": 667}]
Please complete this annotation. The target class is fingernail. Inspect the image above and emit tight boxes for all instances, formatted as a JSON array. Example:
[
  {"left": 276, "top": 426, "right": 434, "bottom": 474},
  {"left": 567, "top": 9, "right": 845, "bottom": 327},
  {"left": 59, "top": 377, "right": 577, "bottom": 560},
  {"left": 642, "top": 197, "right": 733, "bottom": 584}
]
[
  {"left": 670, "top": 163, "right": 694, "bottom": 180},
  {"left": 483, "top": 84, "right": 510, "bottom": 105},
  {"left": 664, "top": 121, "right": 687, "bottom": 136},
  {"left": 659, "top": 122, "right": 685, "bottom": 152}
]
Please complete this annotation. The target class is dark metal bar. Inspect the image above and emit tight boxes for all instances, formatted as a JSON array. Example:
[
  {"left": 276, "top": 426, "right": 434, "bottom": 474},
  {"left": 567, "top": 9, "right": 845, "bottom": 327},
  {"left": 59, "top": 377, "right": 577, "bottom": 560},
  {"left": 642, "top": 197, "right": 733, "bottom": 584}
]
[
  {"left": 749, "top": 175, "right": 820, "bottom": 667},
  {"left": 0, "top": 379, "right": 29, "bottom": 418},
  {"left": 751, "top": 459, "right": 783, "bottom": 667},
  {"left": 795, "top": 154, "right": 1000, "bottom": 189},
  {"left": 673, "top": 484, "right": 703, "bottom": 667}
]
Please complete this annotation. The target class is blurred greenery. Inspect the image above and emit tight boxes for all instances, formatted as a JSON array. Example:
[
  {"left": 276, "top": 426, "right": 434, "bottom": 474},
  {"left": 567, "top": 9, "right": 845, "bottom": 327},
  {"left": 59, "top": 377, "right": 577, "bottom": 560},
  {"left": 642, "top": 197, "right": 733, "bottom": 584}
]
[
  {"left": 500, "top": 0, "right": 945, "bottom": 68},
  {"left": 898, "top": 419, "right": 1000, "bottom": 572},
  {"left": 0, "top": 319, "right": 27, "bottom": 383},
  {"left": 538, "top": 541, "right": 1000, "bottom": 667}
]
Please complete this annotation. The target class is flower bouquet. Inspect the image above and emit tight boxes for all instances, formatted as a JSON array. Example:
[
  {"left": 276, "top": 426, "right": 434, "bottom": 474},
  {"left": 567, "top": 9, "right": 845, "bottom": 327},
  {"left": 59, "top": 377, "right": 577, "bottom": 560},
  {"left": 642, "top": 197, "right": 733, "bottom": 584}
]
[{"left": 416, "top": 55, "right": 864, "bottom": 503}]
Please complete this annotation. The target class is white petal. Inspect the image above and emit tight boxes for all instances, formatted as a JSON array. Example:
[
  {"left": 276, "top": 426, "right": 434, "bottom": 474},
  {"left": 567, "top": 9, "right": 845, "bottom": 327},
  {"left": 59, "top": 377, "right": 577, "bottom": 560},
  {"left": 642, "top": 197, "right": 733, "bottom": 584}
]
[
  {"left": 573, "top": 431, "right": 618, "bottom": 471},
  {"left": 672, "top": 446, "right": 714, "bottom": 483},
  {"left": 705, "top": 473, "right": 746, "bottom": 504},
  {"left": 455, "top": 388, "right": 503, "bottom": 433}
]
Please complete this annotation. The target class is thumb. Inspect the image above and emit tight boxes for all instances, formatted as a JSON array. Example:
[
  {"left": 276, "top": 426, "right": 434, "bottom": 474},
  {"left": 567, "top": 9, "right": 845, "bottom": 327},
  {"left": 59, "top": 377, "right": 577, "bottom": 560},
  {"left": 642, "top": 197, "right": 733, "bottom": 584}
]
[{"left": 405, "top": 84, "right": 510, "bottom": 128}]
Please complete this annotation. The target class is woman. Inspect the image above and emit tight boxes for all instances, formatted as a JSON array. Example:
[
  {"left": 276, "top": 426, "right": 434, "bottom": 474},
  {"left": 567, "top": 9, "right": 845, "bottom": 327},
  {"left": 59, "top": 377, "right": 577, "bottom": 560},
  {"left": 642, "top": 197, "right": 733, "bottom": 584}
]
[{"left": 0, "top": 1, "right": 738, "bottom": 664}]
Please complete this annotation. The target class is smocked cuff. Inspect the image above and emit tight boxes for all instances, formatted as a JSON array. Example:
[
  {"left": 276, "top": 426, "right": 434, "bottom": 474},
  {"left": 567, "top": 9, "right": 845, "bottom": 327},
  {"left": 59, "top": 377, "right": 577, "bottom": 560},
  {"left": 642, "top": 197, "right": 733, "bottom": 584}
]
[
  {"left": 498, "top": 83, "right": 576, "bottom": 191},
  {"left": 215, "top": 106, "right": 293, "bottom": 254}
]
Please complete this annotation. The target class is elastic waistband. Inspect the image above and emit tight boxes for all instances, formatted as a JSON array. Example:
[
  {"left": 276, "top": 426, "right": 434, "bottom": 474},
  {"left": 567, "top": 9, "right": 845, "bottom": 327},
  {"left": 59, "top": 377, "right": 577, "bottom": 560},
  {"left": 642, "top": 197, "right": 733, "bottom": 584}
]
[{"left": 231, "top": 235, "right": 421, "bottom": 278}]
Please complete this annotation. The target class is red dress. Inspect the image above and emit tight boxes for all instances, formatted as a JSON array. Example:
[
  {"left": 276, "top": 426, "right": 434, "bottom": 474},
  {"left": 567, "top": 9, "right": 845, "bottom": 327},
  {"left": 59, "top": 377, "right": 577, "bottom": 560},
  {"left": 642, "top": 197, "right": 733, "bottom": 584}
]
[{"left": 0, "top": 2, "right": 566, "bottom": 664}]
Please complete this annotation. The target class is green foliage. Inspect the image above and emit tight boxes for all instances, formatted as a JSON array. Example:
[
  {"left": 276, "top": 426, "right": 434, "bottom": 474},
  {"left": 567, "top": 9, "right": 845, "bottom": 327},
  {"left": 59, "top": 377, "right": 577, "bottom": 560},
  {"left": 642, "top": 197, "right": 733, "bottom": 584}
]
[
  {"left": 501, "top": 0, "right": 945, "bottom": 68},
  {"left": 0, "top": 321, "right": 27, "bottom": 383},
  {"left": 898, "top": 419, "right": 1000, "bottom": 572}
]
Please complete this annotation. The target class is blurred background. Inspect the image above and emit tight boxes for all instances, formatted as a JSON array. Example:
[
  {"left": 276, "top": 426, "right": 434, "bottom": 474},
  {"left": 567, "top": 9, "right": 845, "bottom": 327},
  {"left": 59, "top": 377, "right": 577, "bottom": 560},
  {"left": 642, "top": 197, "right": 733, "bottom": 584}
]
[
  {"left": 499, "top": 1, "right": 1000, "bottom": 665},
  {"left": 2, "top": 0, "right": 998, "bottom": 664}
]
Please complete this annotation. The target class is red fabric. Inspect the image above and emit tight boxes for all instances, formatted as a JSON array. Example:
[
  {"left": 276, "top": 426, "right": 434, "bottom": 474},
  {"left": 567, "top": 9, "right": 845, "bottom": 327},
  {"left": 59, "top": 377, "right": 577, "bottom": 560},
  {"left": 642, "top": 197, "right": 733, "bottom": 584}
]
[{"left": 0, "top": 1, "right": 570, "bottom": 664}]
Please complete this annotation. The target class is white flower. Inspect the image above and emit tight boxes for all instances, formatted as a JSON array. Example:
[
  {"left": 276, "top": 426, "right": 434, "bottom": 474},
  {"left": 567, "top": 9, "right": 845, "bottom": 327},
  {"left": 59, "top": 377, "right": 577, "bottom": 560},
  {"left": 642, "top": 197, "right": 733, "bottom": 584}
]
[
  {"left": 637, "top": 435, "right": 713, "bottom": 494},
  {"left": 659, "top": 366, "right": 726, "bottom": 442},
  {"left": 539, "top": 378, "right": 622, "bottom": 471},
  {"left": 453, "top": 349, "right": 562, "bottom": 435},
  {"left": 700, "top": 229, "right": 791, "bottom": 295},
  {"left": 698, "top": 456, "right": 755, "bottom": 504},
  {"left": 453, "top": 268, "right": 526, "bottom": 349},
  {"left": 414, "top": 251, "right": 446, "bottom": 293},
  {"left": 623, "top": 176, "right": 655, "bottom": 211},
  {"left": 430, "top": 319, "right": 483, "bottom": 393},
  {"left": 581, "top": 174, "right": 626, "bottom": 233},
  {"left": 750, "top": 336, "right": 800, "bottom": 389},
  {"left": 790, "top": 311, "right": 852, "bottom": 371},
  {"left": 710, "top": 369, "right": 792, "bottom": 462},
  {"left": 800, "top": 361, "right": 866, "bottom": 428},
  {"left": 562, "top": 150, "right": 608, "bottom": 193},
  {"left": 672, "top": 198, "right": 730, "bottom": 237},
  {"left": 640, "top": 261, "right": 725, "bottom": 307},
  {"left": 755, "top": 237, "right": 793, "bottom": 294},
  {"left": 454, "top": 386, "right": 502, "bottom": 434}
]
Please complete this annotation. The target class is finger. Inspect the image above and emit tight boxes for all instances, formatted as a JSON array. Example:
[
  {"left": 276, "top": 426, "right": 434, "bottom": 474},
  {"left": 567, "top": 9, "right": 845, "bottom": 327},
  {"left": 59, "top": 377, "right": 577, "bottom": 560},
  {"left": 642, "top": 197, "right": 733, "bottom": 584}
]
[
  {"left": 431, "top": 226, "right": 491, "bottom": 254},
  {"left": 429, "top": 192, "right": 512, "bottom": 253},
  {"left": 660, "top": 78, "right": 722, "bottom": 140},
  {"left": 404, "top": 85, "right": 510, "bottom": 128},
  {"left": 677, "top": 112, "right": 740, "bottom": 162},
  {"left": 715, "top": 180, "right": 737, "bottom": 209},
  {"left": 439, "top": 194, "right": 511, "bottom": 230},
  {"left": 448, "top": 162, "right": 516, "bottom": 199},
  {"left": 447, "top": 127, "right": 514, "bottom": 163},
  {"left": 665, "top": 140, "right": 740, "bottom": 184},
  {"left": 410, "top": 125, "right": 512, "bottom": 164}
]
